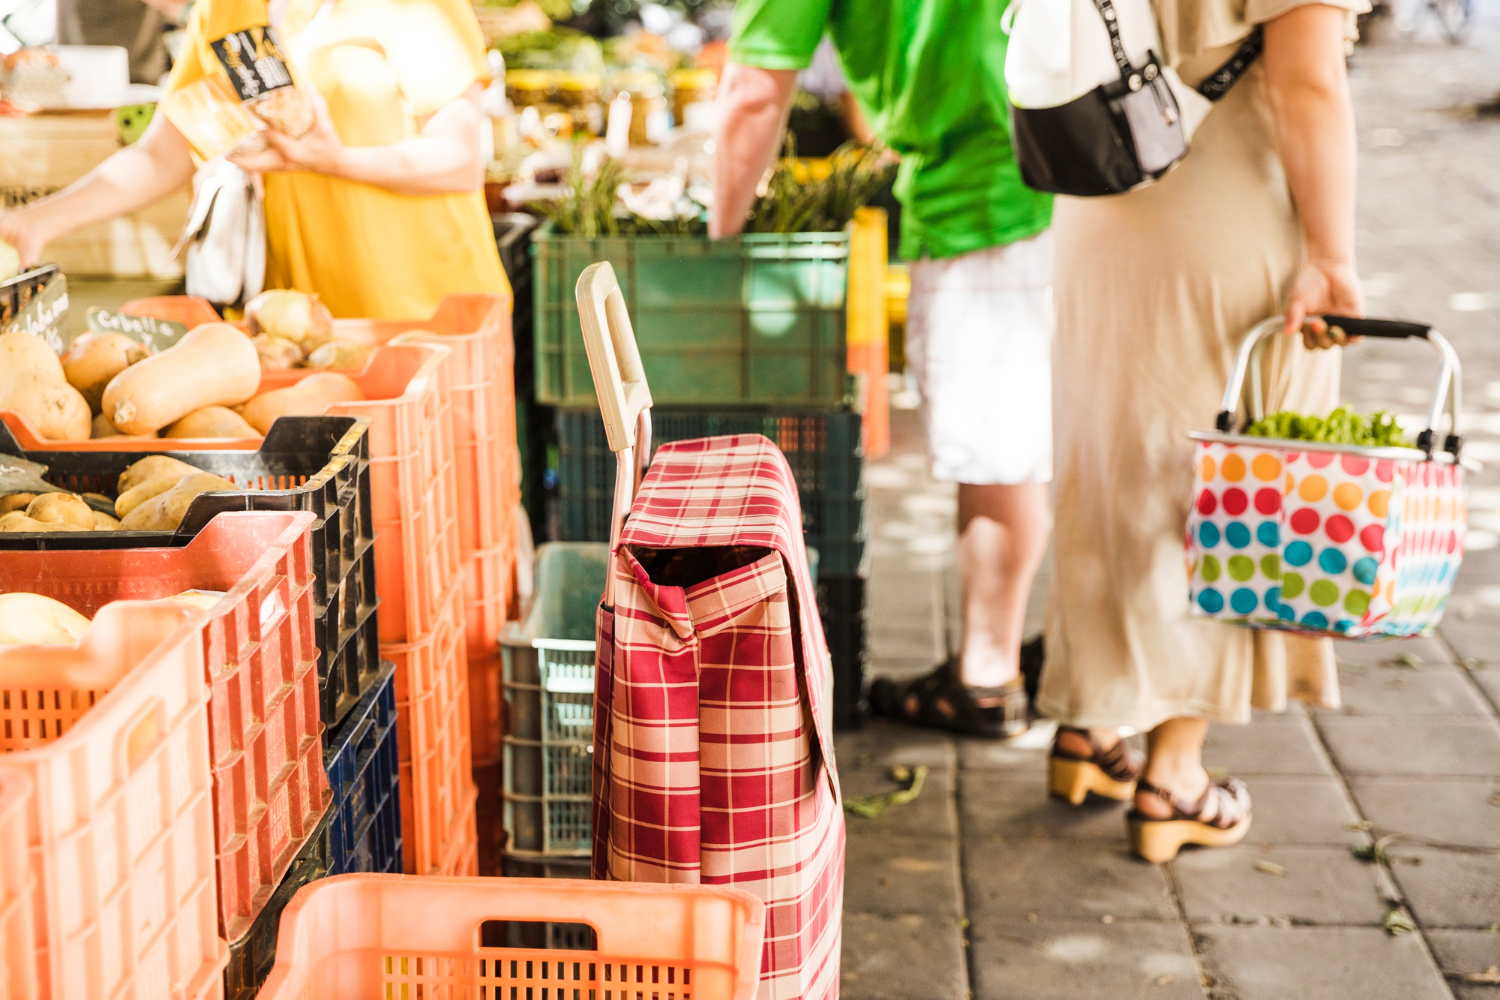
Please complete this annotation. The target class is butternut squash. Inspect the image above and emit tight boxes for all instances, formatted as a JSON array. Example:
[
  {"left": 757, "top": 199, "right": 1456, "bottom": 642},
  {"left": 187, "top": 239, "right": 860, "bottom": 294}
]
[
  {"left": 91, "top": 412, "right": 157, "bottom": 439},
  {"left": 240, "top": 373, "right": 365, "bottom": 435},
  {"left": 61, "top": 332, "right": 150, "bottom": 412},
  {"left": 0, "top": 493, "right": 35, "bottom": 515},
  {"left": 0, "top": 593, "right": 92, "bottom": 644},
  {"left": 118, "top": 455, "right": 202, "bottom": 495},
  {"left": 163, "top": 406, "right": 262, "bottom": 440},
  {"left": 26, "top": 492, "right": 93, "bottom": 530},
  {"left": 101, "top": 322, "right": 260, "bottom": 435},
  {"left": 252, "top": 334, "right": 303, "bottom": 371},
  {"left": 158, "top": 589, "right": 224, "bottom": 610},
  {"left": 121, "top": 472, "right": 238, "bottom": 531},
  {"left": 244, "top": 289, "right": 332, "bottom": 345},
  {"left": 0, "top": 331, "right": 92, "bottom": 441}
]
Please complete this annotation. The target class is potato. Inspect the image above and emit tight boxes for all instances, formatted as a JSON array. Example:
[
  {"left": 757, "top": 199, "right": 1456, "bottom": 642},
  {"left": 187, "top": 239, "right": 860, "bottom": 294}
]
[
  {"left": 0, "top": 592, "right": 93, "bottom": 644},
  {"left": 304, "top": 340, "right": 372, "bottom": 370},
  {"left": 120, "top": 472, "right": 238, "bottom": 531},
  {"left": 117, "top": 455, "right": 202, "bottom": 495},
  {"left": 26, "top": 492, "right": 95, "bottom": 530},
  {"left": 92, "top": 509, "right": 121, "bottom": 530},
  {"left": 158, "top": 589, "right": 225, "bottom": 609},
  {"left": 252, "top": 334, "right": 304, "bottom": 371},
  {"left": 114, "top": 476, "right": 184, "bottom": 519},
  {"left": 0, "top": 511, "right": 85, "bottom": 532},
  {"left": 0, "top": 493, "right": 36, "bottom": 515}
]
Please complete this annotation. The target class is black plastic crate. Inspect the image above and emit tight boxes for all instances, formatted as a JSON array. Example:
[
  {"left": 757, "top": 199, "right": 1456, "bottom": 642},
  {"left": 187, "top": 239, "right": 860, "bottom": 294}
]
[
  {"left": 323, "top": 658, "right": 402, "bottom": 876},
  {"left": 501, "top": 853, "right": 591, "bottom": 879},
  {"left": 494, "top": 213, "right": 537, "bottom": 402},
  {"left": 0, "top": 263, "right": 59, "bottom": 327},
  {"left": 553, "top": 407, "right": 867, "bottom": 574},
  {"left": 223, "top": 804, "right": 334, "bottom": 1000},
  {"left": 0, "top": 415, "right": 382, "bottom": 733},
  {"left": 817, "top": 573, "right": 870, "bottom": 730}
]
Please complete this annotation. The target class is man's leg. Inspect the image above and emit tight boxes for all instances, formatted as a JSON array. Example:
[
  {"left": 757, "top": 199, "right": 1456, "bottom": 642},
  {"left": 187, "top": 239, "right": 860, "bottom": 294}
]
[{"left": 957, "top": 482, "right": 1050, "bottom": 691}]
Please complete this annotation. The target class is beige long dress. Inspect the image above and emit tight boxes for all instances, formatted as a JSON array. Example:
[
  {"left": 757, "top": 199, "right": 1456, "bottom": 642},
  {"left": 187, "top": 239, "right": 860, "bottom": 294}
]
[{"left": 1039, "top": 0, "right": 1365, "bottom": 731}]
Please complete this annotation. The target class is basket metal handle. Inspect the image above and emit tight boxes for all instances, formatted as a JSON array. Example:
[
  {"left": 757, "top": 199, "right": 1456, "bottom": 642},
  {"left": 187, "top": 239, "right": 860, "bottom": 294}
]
[
  {"left": 1214, "top": 316, "right": 1463, "bottom": 459},
  {"left": 575, "top": 261, "right": 654, "bottom": 604}
]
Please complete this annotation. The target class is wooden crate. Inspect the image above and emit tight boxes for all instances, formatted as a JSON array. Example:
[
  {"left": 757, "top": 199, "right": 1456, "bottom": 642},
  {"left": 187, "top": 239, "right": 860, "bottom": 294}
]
[{"left": 0, "top": 111, "right": 190, "bottom": 278}]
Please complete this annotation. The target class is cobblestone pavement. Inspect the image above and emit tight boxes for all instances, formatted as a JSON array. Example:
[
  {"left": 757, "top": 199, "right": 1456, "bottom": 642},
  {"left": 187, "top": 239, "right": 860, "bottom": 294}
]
[{"left": 839, "top": 21, "right": 1500, "bottom": 999}]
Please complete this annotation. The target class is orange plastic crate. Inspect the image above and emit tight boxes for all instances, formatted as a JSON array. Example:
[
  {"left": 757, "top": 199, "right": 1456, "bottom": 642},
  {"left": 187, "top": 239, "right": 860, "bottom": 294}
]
[
  {"left": 437, "top": 782, "right": 480, "bottom": 877},
  {"left": 256, "top": 342, "right": 465, "bottom": 645},
  {"left": 256, "top": 874, "right": 766, "bottom": 1000},
  {"left": 0, "top": 511, "right": 331, "bottom": 942},
  {"left": 463, "top": 540, "right": 512, "bottom": 766},
  {"left": 385, "top": 580, "right": 476, "bottom": 875},
  {"left": 0, "top": 767, "right": 37, "bottom": 1000},
  {"left": 0, "top": 602, "right": 228, "bottom": 1000}
]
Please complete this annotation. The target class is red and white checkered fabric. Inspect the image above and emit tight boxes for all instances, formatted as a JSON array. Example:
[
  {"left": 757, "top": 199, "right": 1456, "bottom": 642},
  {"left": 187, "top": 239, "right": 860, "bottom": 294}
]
[{"left": 592, "top": 434, "right": 845, "bottom": 1000}]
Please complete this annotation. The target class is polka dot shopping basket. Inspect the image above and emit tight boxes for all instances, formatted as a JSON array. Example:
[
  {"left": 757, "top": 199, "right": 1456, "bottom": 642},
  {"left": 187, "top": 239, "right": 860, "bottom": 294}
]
[{"left": 1187, "top": 316, "right": 1474, "bottom": 639}]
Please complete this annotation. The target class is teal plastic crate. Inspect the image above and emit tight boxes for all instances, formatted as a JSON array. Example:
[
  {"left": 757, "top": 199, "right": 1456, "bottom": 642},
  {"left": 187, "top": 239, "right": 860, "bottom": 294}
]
[
  {"left": 533, "top": 226, "right": 854, "bottom": 408},
  {"left": 501, "top": 542, "right": 611, "bottom": 861}
]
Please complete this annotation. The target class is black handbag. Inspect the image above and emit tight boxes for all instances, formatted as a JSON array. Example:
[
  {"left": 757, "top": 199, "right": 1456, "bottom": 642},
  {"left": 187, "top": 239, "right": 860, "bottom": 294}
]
[{"left": 1008, "top": 0, "right": 1263, "bottom": 198}]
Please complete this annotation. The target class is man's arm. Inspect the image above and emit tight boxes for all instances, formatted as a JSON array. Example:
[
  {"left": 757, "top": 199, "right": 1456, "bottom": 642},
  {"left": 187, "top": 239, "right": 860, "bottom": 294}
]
[{"left": 708, "top": 64, "right": 798, "bottom": 237}]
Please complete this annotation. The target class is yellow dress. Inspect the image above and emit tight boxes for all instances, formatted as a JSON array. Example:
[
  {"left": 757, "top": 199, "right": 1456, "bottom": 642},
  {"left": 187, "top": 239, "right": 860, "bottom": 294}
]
[{"left": 166, "top": 0, "right": 508, "bottom": 319}]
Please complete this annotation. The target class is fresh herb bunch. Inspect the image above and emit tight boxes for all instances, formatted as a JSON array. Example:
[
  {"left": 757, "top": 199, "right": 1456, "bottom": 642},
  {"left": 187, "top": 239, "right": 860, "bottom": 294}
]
[
  {"left": 541, "top": 148, "right": 707, "bottom": 235},
  {"left": 1245, "top": 407, "right": 1411, "bottom": 447},
  {"left": 744, "top": 140, "right": 896, "bottom": 234}
]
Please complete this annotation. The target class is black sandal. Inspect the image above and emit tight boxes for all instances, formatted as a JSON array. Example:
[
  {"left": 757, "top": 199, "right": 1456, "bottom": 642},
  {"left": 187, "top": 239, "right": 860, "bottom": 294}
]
[
  {"left": 1127, "top": 776, "right": 1253, "bottom": 863},
  {"left": 869, "top": 660, "right": 1029, "bottom": 738}
]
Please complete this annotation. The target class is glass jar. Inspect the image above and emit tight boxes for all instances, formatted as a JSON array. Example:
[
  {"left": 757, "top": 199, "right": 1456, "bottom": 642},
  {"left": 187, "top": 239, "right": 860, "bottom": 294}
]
[
  {"left": 556, "top": 72, "right": 604, "bottom": 136},
  {"left": 611, "top": 71, "right": 669, "bottom": 146},
  {"left": 669, "top": 68, "right": 717, "bottom": 133}
]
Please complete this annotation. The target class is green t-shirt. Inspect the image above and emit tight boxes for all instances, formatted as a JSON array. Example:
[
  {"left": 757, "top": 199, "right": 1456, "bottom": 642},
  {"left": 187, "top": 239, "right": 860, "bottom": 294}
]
[{"left": 729, "top": 0, "right": 1052, "bottom": 260}]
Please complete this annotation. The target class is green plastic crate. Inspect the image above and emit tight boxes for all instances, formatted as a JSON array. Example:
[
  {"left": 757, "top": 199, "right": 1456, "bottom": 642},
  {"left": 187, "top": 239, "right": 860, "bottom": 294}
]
[{"left": 533, "top": 226, "right": 855, "bottom": 408}]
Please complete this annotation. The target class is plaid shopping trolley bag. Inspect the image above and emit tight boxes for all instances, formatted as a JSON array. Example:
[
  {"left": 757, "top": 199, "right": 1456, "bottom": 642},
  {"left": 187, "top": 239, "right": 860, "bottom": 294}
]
[
  {"left": 576, "top": 263, "right": 846, "bottom": 1000},
  {"left": 1187, "top": 316, "right": 1473, "bottom": 638}
]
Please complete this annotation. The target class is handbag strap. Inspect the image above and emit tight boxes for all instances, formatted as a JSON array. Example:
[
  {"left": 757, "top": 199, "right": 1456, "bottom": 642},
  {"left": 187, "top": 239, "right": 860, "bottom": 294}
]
[
  {"left": 1088, "top": 0, "right": 1140, "bottom": 82},
  {"left": 1196, "top": 27, "right": 1264, "bottom": 101}
]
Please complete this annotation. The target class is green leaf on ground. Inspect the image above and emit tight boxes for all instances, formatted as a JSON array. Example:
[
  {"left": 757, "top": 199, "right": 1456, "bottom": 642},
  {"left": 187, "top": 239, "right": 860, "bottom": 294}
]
[
  {"left": 1256, "top": 860, "right": 1287, "bottom": 876},
  {"left": 1353, "top": 843, "right": 1391, "bottom": 864},
  {"left": 844, "top": 765, "right": 929, "bottom": 819},
  {"left": 1394, "top": 653, "right": 1424, "bottom": 670},
  {"left": 1383, "top": 906, "right": 1417, "bottom": 935},
  {"left": 1463, "top": 966, "right": 1500, "bottom": 984}
]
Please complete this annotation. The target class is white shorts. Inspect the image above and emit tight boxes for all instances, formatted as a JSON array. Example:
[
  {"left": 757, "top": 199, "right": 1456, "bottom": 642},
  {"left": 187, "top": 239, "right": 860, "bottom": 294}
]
[{"left": 905, "top": 232, "right": 1055, "bottom": 485}]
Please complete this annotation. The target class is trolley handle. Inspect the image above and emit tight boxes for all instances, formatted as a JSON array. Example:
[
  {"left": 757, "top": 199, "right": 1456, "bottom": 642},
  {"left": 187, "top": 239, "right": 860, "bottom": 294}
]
[
  {"left": 575, "top": 261, "right": 654, "bottom": 604},
  {"left": 1213, "top": 316, "right": 1463, "bottom": 460}
]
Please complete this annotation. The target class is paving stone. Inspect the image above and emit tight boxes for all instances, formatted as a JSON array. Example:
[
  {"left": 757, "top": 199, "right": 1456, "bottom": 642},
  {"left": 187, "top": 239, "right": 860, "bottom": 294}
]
[
  {"left": 835, "top": 721, "right": 956, "bottom": 770},
  {"left": 1424, "top": 930, "right": 1500, "bottom": 1000},
  {"left": 1316, "top": 717, "right": 1500, "bottom": 776},
  {"left": 1195, "top": 926, "right": 1450, "bottom": 1000},
  {"left": 1435, "top": 620, "right": 1500, "bottom": 668},
  {"left": 968, "top": 918, "right": 1203, "bottom": 1000},
  {"left": 841, "top": 764, "right": 958, "bottom": 839},
  {"left": 841, "top": 833, "right": 961, "bottom": 917},
  {"left": 959, "top": 770, "right": 1133, "bottom": 842},
  {"left": 1471, "top": 668, "right": 1500, "bottom": 711},
  {"left": 1348, "top": 777, "right": 1500, "bottom": 848},
  {"left": 1390, "top": 848, "right": 1500, "bottom": 929},
  {"left": 1233, "top": 776, "right": 1365, "bottom": 845},
  {"left": 1322, "top": 664, "right": 1492, "bottom": 717},
  {"left": 958, "top": 738, "right": 1052, "bottom": 771},
  {"left": 839, "top": 912, "right": 968, "bottom": 1000},
  {"left": 962, "top": 839, "right": 1178, "bottom": 921},
  {"left": 1173, "top": 845, "right": 1389, "bottom": 925},
  {"left": 1201, "top": 718, "right": 1332, "bottom": 776},
  {"left": 1335, "top": 637, "right": 1454, "bottom": 668}
]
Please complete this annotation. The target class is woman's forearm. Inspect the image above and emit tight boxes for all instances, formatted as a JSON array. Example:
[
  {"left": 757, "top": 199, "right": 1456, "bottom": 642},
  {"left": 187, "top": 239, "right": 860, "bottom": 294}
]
[
  {"left": 1263, "top": 6, "right": 1357, "bottom": 266},
  {"left": 15, "top": 114, "right": 194, "bottom": 244},
  {"left": 334, "top": 129, "right": 482, "bottom": 196}
]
